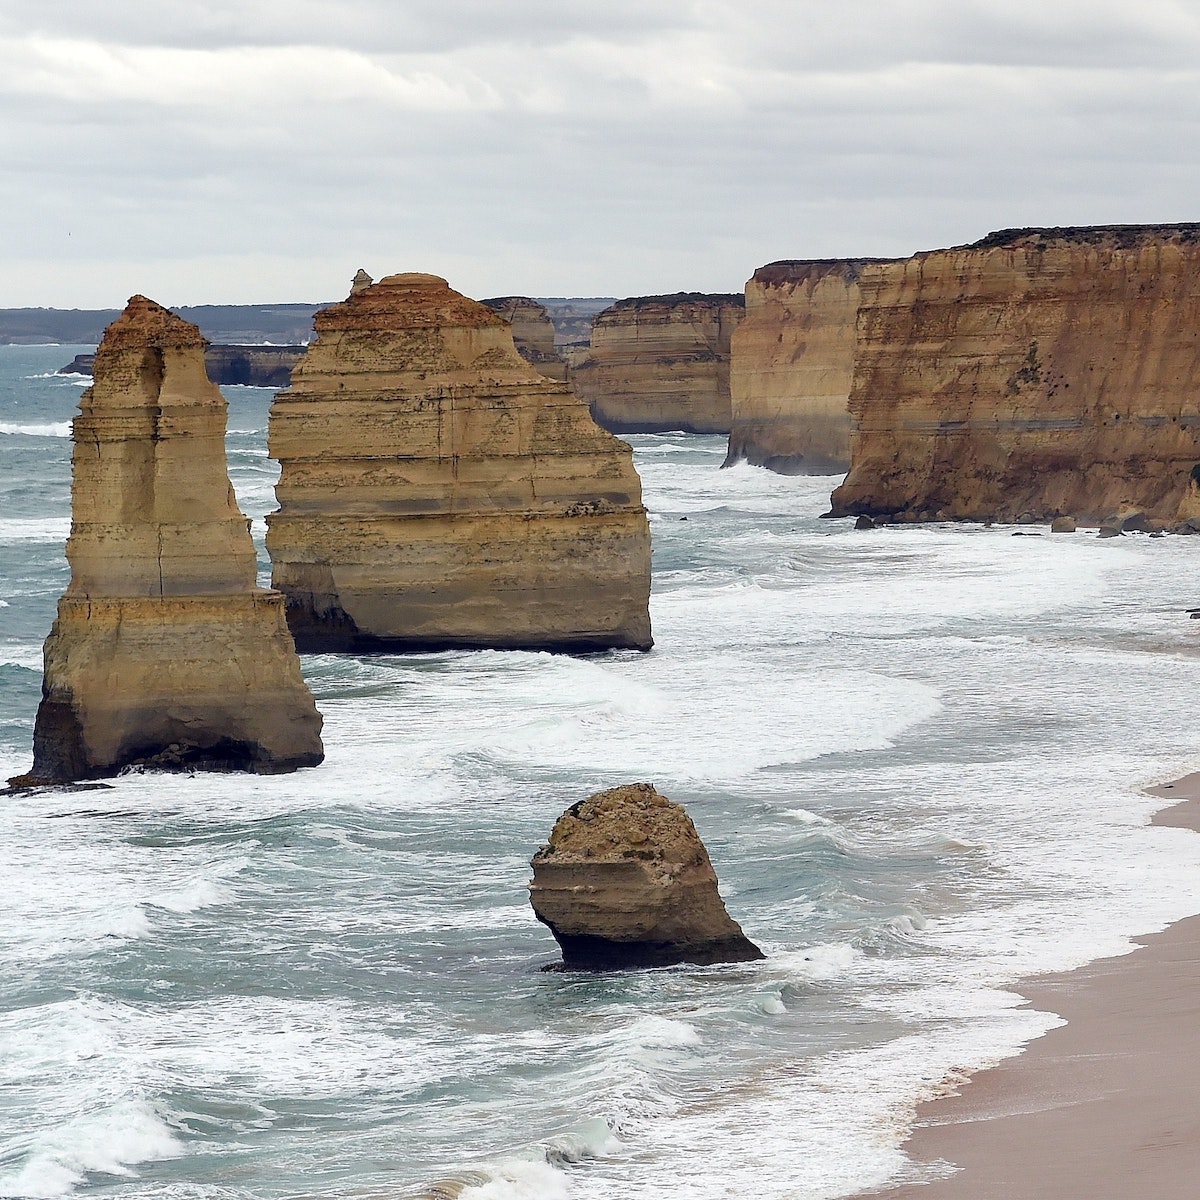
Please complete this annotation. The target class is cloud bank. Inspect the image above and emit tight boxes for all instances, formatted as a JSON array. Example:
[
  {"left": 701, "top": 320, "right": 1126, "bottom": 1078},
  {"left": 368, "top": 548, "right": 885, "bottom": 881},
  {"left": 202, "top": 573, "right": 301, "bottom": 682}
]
[{"left": 3, "top": 0, "right": 1199, "bottom": 305}]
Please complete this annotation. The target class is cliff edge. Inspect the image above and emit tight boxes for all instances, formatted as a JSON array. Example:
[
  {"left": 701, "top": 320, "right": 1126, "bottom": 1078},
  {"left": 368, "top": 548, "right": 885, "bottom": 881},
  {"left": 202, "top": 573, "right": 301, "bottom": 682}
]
[
  {"left": 830, "top": 225, "right": 1200, "bottom": 524},
  {"left": 570, "top": 293, "right": 745, "bottom": 434},
  {"left": 725, "top": 260, "right": 891, "bottom": 475}
]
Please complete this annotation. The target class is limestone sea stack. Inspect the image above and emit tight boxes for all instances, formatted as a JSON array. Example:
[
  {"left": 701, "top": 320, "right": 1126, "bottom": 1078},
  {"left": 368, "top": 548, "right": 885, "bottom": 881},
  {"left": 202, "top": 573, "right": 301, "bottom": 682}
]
[
  {"left": 267, "top": 273, "right": 652, "bottom": 653},
  {"left": 480, "top": 296, "right": 568, "bottom": 381},
  {"left": 529, "top": 782, "right": 764, "bottom": 970},
  {"left": 829, "top": 224, "right": 1200, "bottom": 524},
  {"left": 23, "top": 297, "right": 323, "bottom": 784},
  {"left": 724, "top": 260, "right": 889, "bottom": 474},
  {"left": 570, "top": 293, "right": 745, "bottom": 434}
]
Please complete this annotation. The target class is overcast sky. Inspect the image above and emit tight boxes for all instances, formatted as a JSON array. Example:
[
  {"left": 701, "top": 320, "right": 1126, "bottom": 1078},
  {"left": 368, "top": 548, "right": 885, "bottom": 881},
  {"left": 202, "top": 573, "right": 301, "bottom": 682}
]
[{"left": 3, "top": 0, "right": 1200, "bottom": 307}]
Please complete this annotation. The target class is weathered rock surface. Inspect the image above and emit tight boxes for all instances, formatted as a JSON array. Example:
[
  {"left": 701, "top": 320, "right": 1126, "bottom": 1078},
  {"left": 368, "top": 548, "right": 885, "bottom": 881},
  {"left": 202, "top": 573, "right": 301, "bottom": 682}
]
[
  {"left": 21, "top": 297, "right": 323, "bottom": 784},
  {"left": 480, "top": 296, "right": 567, "bottom": 381},
  {"left": 529, "top": 782, "right": 764, "bottom": 970},
  {"left": 829, "top": 225, "right": 1200, "bottom": 524},
  {"left": 570, "top": 293, "right": 745, "bottom": 433},
  {"left": 725, "top": 260, "right": 889, "bottom": 474},
  {"left": 267, "top": 273, "right": 652, "bottom": 653}
]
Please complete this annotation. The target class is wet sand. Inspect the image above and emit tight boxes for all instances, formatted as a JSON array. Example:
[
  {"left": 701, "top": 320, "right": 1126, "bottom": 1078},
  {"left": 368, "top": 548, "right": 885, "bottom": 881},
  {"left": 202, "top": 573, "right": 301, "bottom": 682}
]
[{"left": 861, "top": 774, "right": 1200, "bottom": 1199}]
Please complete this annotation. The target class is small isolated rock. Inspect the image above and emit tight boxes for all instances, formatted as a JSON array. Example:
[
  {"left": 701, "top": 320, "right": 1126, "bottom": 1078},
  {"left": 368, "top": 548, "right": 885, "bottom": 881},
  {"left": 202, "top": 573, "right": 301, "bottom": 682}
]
[
  {"left": 1119, "top": 511, "right": 1151, "bottom": 533},
  {"left": 854, "top": 515, "right": 875, "bottom": 530},
  {"left": 1050, "top": 516, "right": 1076, "bottom": 533},
  {"left": 529, "top": 782, "right": 764, "bottom": 970},
  {"left": 1098, "top": 525, "right": 1122, "bottom": 539}
]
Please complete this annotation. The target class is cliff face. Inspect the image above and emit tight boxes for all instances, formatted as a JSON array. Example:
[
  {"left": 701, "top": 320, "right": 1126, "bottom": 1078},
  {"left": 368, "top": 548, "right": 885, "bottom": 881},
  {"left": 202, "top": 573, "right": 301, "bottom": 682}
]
[
  {"left": 725, "top": 261, "right": 886, "bottom": 474},
  {"left": 529, "top": 782, "right": 764, "bottom": 970},
  {"left": 266, "top": 273, "right": 652, "bottom": 653},
  {"left": 480, "top": 296, "right": 567, "bottom": 381},
  {"left": 830, "top": 225, "right": 1200, "bottom": 523},
  {"left": 570, "top": 293, "right": 745, "bottom": 434},
  {"left": 25, "top": 297, "right": 323, "bottom": 784}
]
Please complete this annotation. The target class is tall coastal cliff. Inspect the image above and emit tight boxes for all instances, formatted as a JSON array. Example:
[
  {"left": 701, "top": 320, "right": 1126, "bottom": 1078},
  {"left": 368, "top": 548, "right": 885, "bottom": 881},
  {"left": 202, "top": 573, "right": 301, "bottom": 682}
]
[
  {"left": 266, "top": 273, "right": 652, "bottom": 653},
  {"left": 23, "top": 298, "right": 323, "bottom": 784},
  {"left": 830, "top": 225, "right": 1200, "bottom": 524},
  {"left": 480, "top": 296, "right": 568, "bottom": 381},
  {"left": 725, "top": 261, "right": 886, "bottom": 474},
  {"left": 570, "top": 293, "right": 744, "bottom": 434}
]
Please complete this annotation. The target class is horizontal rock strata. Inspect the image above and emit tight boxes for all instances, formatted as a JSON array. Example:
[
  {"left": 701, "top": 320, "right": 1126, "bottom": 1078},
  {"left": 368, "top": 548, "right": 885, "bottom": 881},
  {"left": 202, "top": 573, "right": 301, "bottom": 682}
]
[
  {"left": 830, "top": 225, "right": 1200, "bottom": 524},
  {"left": 481, "top": 296, "right": 568, "bottom": 381},
  {"left": 529, "top": 782, "right": 764, "bottom": 970},
  {"left": 570, "top": 293, "right": 745, "bottom": 434},
  {"left": 725, "top": 260, "right": 890, "bottom": 474},
  {"left": 267, "top": 273, "right": 652, "bottom": 653},
  {"left": 24, "top": 297, "right": 323, "bottom": 784}
]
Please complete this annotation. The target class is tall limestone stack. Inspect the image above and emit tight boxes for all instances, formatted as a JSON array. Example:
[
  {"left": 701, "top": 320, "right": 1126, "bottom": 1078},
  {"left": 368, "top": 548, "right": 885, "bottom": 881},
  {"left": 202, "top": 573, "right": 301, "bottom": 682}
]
[
  {"left": 266, "top": 273, "right": 652, "bottom": 653},
  {"left": 24, "top": 297, "right": 324, "bottom": 784},
  {"left": 480, "top": 296, "right": 568, "bottom": 381},
  {"left": 724, "top": 260, "right": 887, "bottom": 474},
  {"left": 829, "top": 225, "right": 1200, "bottom": 524},
  {"left": 570, "top": 293, "right": 745, "bottom": 434}
]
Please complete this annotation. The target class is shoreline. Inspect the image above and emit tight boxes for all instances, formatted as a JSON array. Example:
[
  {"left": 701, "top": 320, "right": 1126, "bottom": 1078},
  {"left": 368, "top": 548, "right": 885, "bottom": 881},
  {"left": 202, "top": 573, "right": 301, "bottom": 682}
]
[{"left": 859, "top": 772, "right": 1200, "bottom": 1199}]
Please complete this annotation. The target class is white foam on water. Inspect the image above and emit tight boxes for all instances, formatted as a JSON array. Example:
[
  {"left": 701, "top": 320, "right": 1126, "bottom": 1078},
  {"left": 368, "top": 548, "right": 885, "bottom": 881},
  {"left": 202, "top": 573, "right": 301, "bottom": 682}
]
[
  {"left": 0, "top": 421, "right": 73, "bottom": 437},
  {"left": 0, "top": 517, "right": 71, "bottom": 543},
  {"left": 0, "top": 1099, "right": 181, "bottom": 1199},
  {"left": 458, "top": 1158, "right": 571, "bottom": 1200}
]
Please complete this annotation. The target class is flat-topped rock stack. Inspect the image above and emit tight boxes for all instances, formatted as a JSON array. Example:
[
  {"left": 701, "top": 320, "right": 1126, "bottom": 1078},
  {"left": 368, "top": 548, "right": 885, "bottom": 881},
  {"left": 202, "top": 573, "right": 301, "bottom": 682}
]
[
  {"left": 829, "top": 225, "right": 1200, "bottom": 524},
  {"left": 529, "top": 782, "right": 764, "bottom": 970},
  {"left": 266, "top": 272, "right": 652, "bottom": 653},
  {"left": 20, "top": 297, "right": 323, "bottom": 784},
  {"left": 570, "top": 293, "right": 745, "bottom": 434},
  {"left": 725, "top": 260, "right": 890, "bottom": 474},
  {"left": 480, "top": 296, "right": 567, "bottom": 381}
]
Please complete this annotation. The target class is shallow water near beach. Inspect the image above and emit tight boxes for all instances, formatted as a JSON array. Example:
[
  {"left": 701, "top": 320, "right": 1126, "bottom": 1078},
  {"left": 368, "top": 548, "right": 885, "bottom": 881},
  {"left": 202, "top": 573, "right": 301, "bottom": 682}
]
[{"left": 3, "top": 343, "right": 1200, "bottom": 1200}]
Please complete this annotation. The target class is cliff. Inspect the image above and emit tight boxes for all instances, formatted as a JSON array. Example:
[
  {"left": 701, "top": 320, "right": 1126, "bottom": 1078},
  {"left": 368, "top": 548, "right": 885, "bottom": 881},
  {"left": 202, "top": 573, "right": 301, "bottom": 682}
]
[
  {"left": 480, "top": 296, "right": 568, "bottom": 381},
  {"left": 570, "top": 293, "right": 745, "bottom": 434},
  {"left": 725, "top": 260, "right": 889, "bottom": 474},
  {"left": 266, "top": 272, "right": 652, "bottom": 653},
  {"left": 829, "top": 225, "right": 1200, "bottom": 524},
  {"left": 21, "top": 297, "right": 323, "bottom": 784},
  {"left": 529, "top": 782, "right": 764, "bottom": 970}
]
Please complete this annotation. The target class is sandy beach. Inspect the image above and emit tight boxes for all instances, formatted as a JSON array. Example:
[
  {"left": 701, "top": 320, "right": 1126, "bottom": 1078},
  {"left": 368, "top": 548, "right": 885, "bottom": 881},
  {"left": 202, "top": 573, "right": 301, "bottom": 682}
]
[{"left": 861, "top": 775, "right": 1200, "bottom": 1198}]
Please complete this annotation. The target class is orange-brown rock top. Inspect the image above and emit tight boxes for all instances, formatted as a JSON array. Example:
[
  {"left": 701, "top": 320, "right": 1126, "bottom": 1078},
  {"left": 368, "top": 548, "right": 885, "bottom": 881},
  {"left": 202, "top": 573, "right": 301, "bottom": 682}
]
[
  {"left": 529, "top": 783, "right": 764, "bottom": 970},
  {"left": 570, "top": 293, "right": 745, "bottom": 434},
  {"left": 21, "top": 297, "right": 323, "bottom": 784},
  {"left": 725, "top": 260, "right": 891, "bottom": 475},
  {"left": 481, "top": 295, "right": 567, "bottom": 381},
  {"left": 266, "top": 273, "right": 652, "bottom": 653},
  {"left": 830, "top": 225, "right": 1200, "bottom": 524}
]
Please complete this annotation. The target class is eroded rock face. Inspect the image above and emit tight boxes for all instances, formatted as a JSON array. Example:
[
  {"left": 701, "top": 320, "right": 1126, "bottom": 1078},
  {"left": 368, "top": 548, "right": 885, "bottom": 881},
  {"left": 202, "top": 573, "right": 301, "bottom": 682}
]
[
  {"left": 570, "top": 293, "right": 745, "bottom": 434},
  {"left": 725, "top": 260, "right": 889, "bottom": 474},
  {"left": 529, "top": 782, "right": 764, "bottom": 970},
  {"left": 480, "top": 296, "right": 567, "bottom": 381},
  {"left": 830, "top": 225, "right": 1200, "bottom": 524},
  {"left": 23, "top": 297, "right": 323, "bottom": 783},
  {"left": 267, "top": 273, "right": 652, "bottom": 653}
]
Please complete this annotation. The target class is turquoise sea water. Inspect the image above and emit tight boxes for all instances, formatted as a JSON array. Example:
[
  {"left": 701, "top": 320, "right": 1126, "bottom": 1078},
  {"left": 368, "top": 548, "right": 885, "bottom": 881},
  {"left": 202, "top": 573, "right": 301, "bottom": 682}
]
[{"left": 3, "top": 344, "right": 1200, "bottom": 1199}]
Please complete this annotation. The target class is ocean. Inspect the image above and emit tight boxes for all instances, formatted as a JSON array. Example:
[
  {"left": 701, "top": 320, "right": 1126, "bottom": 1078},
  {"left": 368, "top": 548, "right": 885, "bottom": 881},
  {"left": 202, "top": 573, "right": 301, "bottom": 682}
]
[{"left": 3, "top": 342, "right": 1200, "bottom": 1200}]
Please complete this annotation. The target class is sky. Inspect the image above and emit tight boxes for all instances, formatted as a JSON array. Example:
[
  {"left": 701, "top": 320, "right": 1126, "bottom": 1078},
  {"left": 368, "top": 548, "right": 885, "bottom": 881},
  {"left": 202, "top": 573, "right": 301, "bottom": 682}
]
[{"left": 3, "top": 0, "right": 1200, "bottom": 307}]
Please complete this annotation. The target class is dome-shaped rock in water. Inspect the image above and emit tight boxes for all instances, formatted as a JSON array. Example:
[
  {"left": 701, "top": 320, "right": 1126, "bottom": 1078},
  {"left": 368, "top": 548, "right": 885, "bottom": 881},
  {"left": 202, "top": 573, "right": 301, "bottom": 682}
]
[
  {"left": 19, "top": 296, "right": 324, "bottom": 784},
  {"left": 529, "top": 782, "right": 764, "bottom": 970},
  {"left": 266, "top": 272, "right": 652, "bottom": 653}
]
